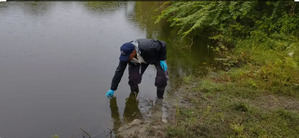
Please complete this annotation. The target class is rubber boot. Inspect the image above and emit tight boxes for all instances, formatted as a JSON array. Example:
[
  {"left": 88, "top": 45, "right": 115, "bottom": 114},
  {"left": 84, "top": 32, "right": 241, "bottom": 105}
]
[
  {"left": 157, "top": 87, "right": 165, "bottom": 99},
  {"left": 130, "top": 85, "right": 139, "bottom": 96}
]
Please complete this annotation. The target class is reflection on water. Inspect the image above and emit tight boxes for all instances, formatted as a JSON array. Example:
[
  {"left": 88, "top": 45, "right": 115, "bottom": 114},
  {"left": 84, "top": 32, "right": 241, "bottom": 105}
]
[
  {"left": 0, "top": 2, "right": 53, "bottom": 16},
  {"left": 123, "top": 93, "right": 142, "bottom": 123},
  {"left": 21, "top": 2, "right": 53, "bottom": 16},
  {"left": 109, "top": 93, "right": 142, "bottom": 132},
  {"left": 84, "top": 1, "right": 125, "bottom": 13},
  {"left": 131, "top": 2, "right": 164, "bottom": 38},
  {"left": 109, "top": 97, "right": 121, "bottom": 132},
  {"left": 0, "top": 1, "right": 213, "bottom": 138}
]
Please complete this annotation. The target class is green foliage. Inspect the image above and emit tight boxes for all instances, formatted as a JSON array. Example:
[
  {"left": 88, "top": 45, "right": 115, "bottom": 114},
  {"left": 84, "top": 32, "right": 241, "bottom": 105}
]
[
  {"left": 157, "top": 1, "right": 298, "bottom": 47},
  {"left": 228, "top": 36, "right": 299, "bottom": 96},
  {"left": 157, "top": 1, "right": 255, "bottom": 37},
  {"left": 157, "top": 1, "right": 299, "bottom": 96},
  {"left": 206, "top": 31, "right": 299, "bottom": 97}
]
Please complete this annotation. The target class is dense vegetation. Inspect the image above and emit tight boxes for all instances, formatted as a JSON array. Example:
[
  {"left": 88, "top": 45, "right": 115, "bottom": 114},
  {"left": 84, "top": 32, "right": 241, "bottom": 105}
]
[
  {"left": 156, "top": 1, "right": 299, "bottom": 137},
  {"left": 157, "top": 1, "right": 299, "bottom": 96}
]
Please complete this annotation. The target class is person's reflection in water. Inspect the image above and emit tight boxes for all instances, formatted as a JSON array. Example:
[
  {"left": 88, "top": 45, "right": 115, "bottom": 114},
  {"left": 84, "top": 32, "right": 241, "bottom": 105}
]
[
  {"left": 109, "top": 97, "right": 121, "bottom": 132},
  {"left": 109, "top": 93, "right": 142, "bottom": 132},
  {"left": 123, "top": 93, "right": 142, "bottom": 123}
]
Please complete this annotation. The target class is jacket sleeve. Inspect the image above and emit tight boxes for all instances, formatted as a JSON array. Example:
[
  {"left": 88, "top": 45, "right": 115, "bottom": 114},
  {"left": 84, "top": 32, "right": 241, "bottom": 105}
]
[
  {"left": 110, "top": 61, "right": 127, "bottom": 90},
  {"left": 158, "top": 41, "right": 167, "bottom": 60}
]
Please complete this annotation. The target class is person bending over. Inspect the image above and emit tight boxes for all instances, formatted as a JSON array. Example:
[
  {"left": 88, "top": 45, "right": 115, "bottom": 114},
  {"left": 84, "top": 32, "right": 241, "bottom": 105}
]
[{"left": 106, "top": 39, "right": 168, "bottom": 99}]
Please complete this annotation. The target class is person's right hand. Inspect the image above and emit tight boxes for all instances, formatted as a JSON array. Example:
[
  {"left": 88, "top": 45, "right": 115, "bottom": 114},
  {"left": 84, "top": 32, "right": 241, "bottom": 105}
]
[{"left": 105, "top": 89, "right": 114, "bottom": 99}]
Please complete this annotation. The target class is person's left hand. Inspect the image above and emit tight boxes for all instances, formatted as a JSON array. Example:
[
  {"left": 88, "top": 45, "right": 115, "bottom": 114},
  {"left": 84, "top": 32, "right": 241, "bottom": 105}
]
[
  {"left": 160, "top": 60, "right": 167, "bottom": 72},
  {"left": 105, "top": 89, "right": 115, "bottom": 99}
]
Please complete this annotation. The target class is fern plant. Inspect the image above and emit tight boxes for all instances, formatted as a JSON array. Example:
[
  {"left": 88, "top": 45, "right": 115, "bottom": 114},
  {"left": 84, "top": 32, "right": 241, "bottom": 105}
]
[{"left": 156, "top": 1, "right": 298, "bottom": 48}]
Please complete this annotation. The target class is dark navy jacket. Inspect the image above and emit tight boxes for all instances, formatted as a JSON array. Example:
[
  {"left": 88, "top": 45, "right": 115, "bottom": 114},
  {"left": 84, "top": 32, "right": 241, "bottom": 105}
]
[{"left": 110, "top": 39, "right": 167, "bottom": 91}]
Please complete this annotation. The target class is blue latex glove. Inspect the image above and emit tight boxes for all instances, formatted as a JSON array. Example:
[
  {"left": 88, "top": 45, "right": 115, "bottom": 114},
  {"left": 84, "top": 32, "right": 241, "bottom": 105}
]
[
  {"left": 105, "top": 89, "right": 114, "bottom": 99},
  {"left": 160, "top": 60, "right": 167, "bottom": 72}
]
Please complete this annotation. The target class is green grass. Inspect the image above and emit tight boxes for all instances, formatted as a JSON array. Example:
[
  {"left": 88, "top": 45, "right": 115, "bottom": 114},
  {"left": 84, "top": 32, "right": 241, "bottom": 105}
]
[
  {"left": 167, "top": 40, "right": 299, "bottom": 137},
  {"left": 167, "top": 80, "right": 299, "bottom": 137},
  {"left": 212, "top": 36, "right": 299, "bottom": 98}
]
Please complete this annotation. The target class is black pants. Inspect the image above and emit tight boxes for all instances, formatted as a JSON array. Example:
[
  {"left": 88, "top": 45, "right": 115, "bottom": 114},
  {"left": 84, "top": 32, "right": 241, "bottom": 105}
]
[{"left": 128, "top": 62, "right": 167, "bottom": 98}]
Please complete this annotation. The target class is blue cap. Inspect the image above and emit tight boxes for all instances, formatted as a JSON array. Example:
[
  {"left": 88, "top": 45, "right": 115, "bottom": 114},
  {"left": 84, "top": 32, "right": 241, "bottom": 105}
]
[{"left": 119, "top": 42, "right": 135, "bottom": 62}]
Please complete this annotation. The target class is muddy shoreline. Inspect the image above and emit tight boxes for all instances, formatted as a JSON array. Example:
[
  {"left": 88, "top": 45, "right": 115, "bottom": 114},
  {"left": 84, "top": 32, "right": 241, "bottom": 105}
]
[{"left": 115, "top": 85, "right": 188, "bottom": 138}]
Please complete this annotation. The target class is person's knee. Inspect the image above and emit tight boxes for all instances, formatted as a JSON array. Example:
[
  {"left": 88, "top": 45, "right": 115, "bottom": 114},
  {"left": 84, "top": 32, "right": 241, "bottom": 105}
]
[
  {"left": 129, "top": 71, "right": 141, "bottom": 84},
  {"left": 128, "top": 76, "right": 141, "bottom": 85}
]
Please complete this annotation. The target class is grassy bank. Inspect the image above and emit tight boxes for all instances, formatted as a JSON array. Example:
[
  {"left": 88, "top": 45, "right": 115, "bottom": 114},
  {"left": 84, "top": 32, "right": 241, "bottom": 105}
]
[
  {"left": 166, "top": 36, "right": 299, "bottom": 137},
  {"left": 168, "top": 75, "right": 299, "bottom": 137}
]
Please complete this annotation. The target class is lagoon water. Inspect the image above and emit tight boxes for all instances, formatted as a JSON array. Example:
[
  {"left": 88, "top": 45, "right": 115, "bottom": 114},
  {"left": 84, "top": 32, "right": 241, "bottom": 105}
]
[{"left": 0, "top": 2, "right": 212, "bottom": 137}]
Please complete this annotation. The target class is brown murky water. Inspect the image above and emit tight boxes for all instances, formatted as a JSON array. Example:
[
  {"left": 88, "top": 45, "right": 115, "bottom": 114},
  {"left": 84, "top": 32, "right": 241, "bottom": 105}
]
[{"left": 0, "top": 2, "right": 213, "bottom": 138}]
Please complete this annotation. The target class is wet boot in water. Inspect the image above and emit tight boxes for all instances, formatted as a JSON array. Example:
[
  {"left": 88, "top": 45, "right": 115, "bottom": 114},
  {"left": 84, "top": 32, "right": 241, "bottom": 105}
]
[
  {"left": 130, "top": 85, "right": 139, "bottom": 96},
  {"left": 152, "top": 98, "right": 168, "bottom": 123},
  {"left": 157, "top": 87, "right": 165, "bottom": 99},
  {"left": 153, "top": 87, "right": 168, "bottom": 123}
]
